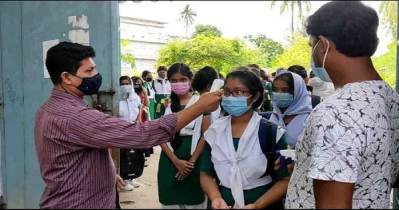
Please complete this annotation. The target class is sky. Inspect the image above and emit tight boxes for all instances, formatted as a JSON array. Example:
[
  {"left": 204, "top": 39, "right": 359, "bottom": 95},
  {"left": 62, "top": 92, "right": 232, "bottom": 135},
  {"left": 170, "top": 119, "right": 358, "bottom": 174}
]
[{"left": 119, "top": 1, "right": 392, "bottom": 57}]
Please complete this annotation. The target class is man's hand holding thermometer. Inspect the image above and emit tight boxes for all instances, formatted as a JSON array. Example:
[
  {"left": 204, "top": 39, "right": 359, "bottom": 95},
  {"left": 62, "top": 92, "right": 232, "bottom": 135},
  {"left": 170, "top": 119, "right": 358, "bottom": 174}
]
[{"left": 210, "top": 79, "right": 224, "bottom": 92}]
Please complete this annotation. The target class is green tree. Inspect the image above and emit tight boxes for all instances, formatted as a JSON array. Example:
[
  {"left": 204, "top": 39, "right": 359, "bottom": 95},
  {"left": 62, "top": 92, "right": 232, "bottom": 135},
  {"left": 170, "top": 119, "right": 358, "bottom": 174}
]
[
  {"left": 179, "top": 4, "right": 197, "bottom": 38},
  {"left": 120, "top": 39, "right": 136, "bottom": 69},
  {"left": 273, "top": 33, "right": 311, "bottom": 70},
  {"left": 250, "top": 35, "right": 284, "bottom": 67},
  {"left": 372, "top": 41, "right": 396, "bottom": 89},
  {"left": 270, "top": 1, "right": 311, "bottom": 36},
  {"left": 192, "top": 24, "right": 222, "bottom": 38},
  {"left": 379, "top": 1, "right": 397, "bottom": 39},
  {"left": 157, "top": 35, "right": 266, "bottom": 75}
]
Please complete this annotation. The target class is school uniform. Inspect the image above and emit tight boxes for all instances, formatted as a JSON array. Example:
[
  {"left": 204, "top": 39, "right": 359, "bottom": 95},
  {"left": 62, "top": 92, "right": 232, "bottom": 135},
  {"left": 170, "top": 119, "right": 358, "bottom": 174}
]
[
  {"left": 157, "top": 95, "right": 207, "bottom": 209},
  {"left": 118, "top": 90, "right": 145, "bottom": 181},
  {"left": 143, "top": 81, "right": 156, "bottom": 121},
  {"left": 201, "top": 112, "right": 290, "bottom": 208},
  {"left": 270, "top": 72, "right": 312, "bottom": 149},
  {"left": 152, "top": 77, "right": 171, "bottom": 119}
]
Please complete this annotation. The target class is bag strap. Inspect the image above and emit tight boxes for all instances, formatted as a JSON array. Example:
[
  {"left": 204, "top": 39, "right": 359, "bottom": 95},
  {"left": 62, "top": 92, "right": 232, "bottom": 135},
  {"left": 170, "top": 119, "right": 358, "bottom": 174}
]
[
  {"left": 311, "top": 95, "right": 321, "bottom": 108},
  {"left": 259, "top": 118, "right": 278, "bottom": 180}
]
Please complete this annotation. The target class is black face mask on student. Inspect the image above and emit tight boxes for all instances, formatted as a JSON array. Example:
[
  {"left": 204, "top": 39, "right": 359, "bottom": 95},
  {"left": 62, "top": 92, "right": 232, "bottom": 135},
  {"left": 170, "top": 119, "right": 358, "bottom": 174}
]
[{"left": 134, "top": 84, "right": 143, "bottom": 93}]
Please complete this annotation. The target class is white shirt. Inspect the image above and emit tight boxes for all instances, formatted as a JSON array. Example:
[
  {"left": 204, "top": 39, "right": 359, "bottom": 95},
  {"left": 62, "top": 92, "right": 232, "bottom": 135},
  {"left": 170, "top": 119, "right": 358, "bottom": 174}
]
[
  {"left": 286, "top": 81, "right": 399, "bottom": 209},
  {"left": 153, "top": 78, "right": 171, "bottom": 95},
  {"left": 144, "top": 81, "right": 156, "bottom": 99},
  {"left": 119, "top": 94, "right": 141, "bottom": 124},
  {"left": 308, "top": 77, "right": 335, "bottom": 99}
]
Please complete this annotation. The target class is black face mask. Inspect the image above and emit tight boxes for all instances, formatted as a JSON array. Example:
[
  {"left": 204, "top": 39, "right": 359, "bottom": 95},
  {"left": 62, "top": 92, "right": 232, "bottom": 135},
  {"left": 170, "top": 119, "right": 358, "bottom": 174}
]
[
  {"left": 134, "top": 84, "right": 143, "bottom": 93},
  {"left": 146, "top": 77, "right": 153, "bottom": 82},
  {"left": 72, "top": 73, "right": 103, "bottom": 95}
]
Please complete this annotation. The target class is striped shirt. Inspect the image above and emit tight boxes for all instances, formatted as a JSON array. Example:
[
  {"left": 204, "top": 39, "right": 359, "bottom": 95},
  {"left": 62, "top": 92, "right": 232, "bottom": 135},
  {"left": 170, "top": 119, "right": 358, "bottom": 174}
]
[{"left": 34, "top": 90, "right": 177, "bottom": 209}]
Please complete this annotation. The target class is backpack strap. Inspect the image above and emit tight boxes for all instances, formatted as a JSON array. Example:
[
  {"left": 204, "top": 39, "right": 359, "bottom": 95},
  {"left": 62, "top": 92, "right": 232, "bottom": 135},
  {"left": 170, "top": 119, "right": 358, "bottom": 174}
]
[
  {"left": 311, "top": 95, "right": 321, "bottom": 108},
  {"left": 259, "top": 118, "right": 278, "bottom": 180},
  {"left": 152, "top": 80, "right": 157, "bottom": 93},
  {"left": 259, "top": 112, "right": 273, "bottom": 120}
]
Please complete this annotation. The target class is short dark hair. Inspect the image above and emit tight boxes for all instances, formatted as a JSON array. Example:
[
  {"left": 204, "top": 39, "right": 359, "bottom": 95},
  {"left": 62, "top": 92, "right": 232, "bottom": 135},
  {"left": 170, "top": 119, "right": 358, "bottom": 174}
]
[
  {"left": 142, "top": 70, "right": 152, "bottom": 78},
  {"left": 247, "top": 64, "right": 261, "bottom": 69},
  {"left": 218, "top": 72, "right": 225, "bottom": 80},
  {"left": 119, "top": 76, "right": 131, "bottom": 85},
  {"left": 248, "top": 67, "right": 261, "bottom": 78},
  {"left": 287, "top": 65, "right": 307, "bottom": 79},
  {"left": 157, "top": 66, "right": 168, "bottom": 72},
  {"left": 305, "top": 1, "right": 379, "bottom": 57},
  {"left": 46, "top": 42, "right": 96, "bottom": 85},
  {"left": 192, "top": 66, "right": 218, "bottom": 92},
  {"left": 226, "top": 66, "right": 264, "bottom": 109}
]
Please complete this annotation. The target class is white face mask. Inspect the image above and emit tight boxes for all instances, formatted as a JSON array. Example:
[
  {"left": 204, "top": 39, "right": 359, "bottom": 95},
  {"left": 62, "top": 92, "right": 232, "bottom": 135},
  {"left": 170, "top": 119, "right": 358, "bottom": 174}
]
[
  {"left": 311, "top": 39, "right": 333, "bottom": 83},
  {"left": 120, "top": 85, "right": 132, "bottom": 96}
]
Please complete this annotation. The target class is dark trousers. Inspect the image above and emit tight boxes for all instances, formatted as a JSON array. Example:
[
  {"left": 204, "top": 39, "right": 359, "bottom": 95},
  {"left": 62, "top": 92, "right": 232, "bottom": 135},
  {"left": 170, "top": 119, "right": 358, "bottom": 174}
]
[{"left": 116, "top": 187, "right": 121, "bottom": 209}]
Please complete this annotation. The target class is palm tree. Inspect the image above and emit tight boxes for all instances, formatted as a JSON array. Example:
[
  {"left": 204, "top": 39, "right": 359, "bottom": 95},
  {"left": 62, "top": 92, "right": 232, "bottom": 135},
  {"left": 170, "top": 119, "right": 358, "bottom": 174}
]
[
  {"left": 379, "top": 1, "right": 397, "bottom": 39},
  {"left": 179, "top": 4, "right": 197, "bottom": 38},
  {"left": 270, "top": 1, "right": 311, "bottom": 36}
]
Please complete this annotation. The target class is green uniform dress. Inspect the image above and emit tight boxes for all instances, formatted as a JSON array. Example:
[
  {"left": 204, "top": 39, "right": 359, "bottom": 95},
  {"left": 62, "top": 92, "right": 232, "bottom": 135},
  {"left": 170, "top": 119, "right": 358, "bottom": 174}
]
[
  {"left": 143, "top": 81, "right": 155, "bottom": 120},
  {"left": 157, "top": 105, "right": 208, "bottom": 206},
  {"left": 154, "top": 94, "right": 168, "bottom": 119},
  {"left": 201, "top": 136, "right": 290, "bottom": 209}
]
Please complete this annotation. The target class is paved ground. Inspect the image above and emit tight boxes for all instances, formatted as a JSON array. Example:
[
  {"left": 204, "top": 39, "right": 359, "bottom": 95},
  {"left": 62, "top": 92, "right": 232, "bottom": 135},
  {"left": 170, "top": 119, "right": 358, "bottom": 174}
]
[{"left": 119, "top": 146, "right": 162, "bottom": 209}]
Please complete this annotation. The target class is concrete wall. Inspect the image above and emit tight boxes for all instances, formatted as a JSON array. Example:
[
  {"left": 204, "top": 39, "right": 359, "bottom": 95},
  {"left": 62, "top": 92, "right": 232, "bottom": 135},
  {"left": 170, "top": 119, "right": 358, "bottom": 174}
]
[{"left": 0, "top": 1, "right": 120, "bottom": 208}]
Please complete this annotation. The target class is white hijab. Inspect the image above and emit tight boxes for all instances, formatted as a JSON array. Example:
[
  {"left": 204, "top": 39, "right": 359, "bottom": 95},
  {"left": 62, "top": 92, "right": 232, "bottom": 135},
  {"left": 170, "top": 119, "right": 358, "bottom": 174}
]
[{"left": 119, "top": 78, "right": 141, "bottom": 123}]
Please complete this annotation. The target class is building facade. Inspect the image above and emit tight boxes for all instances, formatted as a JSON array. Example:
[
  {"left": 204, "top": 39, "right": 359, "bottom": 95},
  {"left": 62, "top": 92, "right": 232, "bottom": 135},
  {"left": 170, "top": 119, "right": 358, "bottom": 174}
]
[
  {"left": 120, "top": 16, "right": 168, "bottom": 75},
  {"left": 120, "top": 16, "right": 187, "bottom": 76}
]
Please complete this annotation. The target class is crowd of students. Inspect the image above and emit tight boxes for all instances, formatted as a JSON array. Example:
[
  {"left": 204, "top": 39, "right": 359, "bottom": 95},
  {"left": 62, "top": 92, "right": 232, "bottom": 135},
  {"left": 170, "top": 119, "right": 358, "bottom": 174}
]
[{"left": 114, "top": 1, "right": 399, "bottom": 209}]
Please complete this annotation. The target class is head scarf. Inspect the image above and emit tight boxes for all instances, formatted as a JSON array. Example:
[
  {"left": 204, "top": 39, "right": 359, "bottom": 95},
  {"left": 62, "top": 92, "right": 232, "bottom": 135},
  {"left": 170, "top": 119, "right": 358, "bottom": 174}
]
[{"left": 272, "top": 71, "right": 312, "bottom": 126}]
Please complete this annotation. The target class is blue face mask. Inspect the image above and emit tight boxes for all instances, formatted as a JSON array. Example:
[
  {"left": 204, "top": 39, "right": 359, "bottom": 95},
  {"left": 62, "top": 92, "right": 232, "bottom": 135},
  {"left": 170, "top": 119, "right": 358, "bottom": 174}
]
[
  {"left": 221, "top": 96, "right": 253, "bottom": 117},
  {"left": 311, "top": 40, "right": 332, "bottom": 83},
  {"left": 272, "top": 92, "right": 294, "bottom": 108}
]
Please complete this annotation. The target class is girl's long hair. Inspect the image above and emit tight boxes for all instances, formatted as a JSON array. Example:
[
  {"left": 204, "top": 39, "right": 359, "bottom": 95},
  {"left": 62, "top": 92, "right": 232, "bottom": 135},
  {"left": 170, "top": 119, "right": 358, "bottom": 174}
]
[{"left": 167, "top": 63, "right": 193, "bottom": 149}]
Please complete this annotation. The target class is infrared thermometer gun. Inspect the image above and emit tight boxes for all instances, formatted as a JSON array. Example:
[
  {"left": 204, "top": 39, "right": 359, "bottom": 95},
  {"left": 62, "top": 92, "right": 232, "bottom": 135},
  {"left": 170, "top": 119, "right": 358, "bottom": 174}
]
[
  {"left": 276, "top": 149, "right": 297, "bottom": 169},
  {"left": 210, "top": 79, "right": 224, "bottom": 92}
]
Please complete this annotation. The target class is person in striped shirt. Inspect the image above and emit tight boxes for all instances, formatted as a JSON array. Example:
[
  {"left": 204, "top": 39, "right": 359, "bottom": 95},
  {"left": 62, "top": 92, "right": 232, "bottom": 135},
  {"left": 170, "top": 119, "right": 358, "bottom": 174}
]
[{"left": 35, "top": 42, "right": 222, "bottom": 209}]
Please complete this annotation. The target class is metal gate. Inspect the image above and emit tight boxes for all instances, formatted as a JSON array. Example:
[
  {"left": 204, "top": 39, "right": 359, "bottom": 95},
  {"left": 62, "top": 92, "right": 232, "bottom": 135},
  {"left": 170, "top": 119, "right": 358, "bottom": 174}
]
[{"left": 0, "top": 1, "right": 120, "bottom": 208}]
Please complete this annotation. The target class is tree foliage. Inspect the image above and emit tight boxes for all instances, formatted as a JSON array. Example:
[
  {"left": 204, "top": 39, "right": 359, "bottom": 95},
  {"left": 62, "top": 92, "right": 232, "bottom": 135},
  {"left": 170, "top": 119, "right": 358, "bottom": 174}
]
[
  {"left": 270, "top": 1, "right": 311, "bottom": 35},
  {"left": 250, "top": 35, "right": 284, "bottom": 67},
  {"left": 157, "top": 35, "right": 266, "bottom": 75},
  {"left": 379, "top": 1, "right": 397, "bottom": 39},
  {"left": 372, "top": 41, "right": 396, "bottom": 89},
  {"left": 120, "top": 39, "right": 136, "bottom": 69},
  {"left": 179, "top": 4, "right": 197, "bottom": 37},
  {"left": 273, "top": 33, "right": 311, "bottom": 70},
  {"left": 192, "top": 24, "right": 222, "bottom": 38}
]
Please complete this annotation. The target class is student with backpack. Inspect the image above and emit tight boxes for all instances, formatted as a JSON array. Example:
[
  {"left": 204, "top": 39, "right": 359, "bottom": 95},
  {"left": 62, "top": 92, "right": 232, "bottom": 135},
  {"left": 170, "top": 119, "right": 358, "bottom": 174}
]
[
  {"left": 118, "top": 76, "right": 146, "bottom": 190},
  {"left": 153, "top": 66, "right": 171, "bottom": 119},
  {"left": 268, "top": 71, "right": 312, "bottom": 149},
  {"left": 200, "top": 68, "right": 290, "bottom": 209}
]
